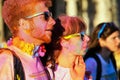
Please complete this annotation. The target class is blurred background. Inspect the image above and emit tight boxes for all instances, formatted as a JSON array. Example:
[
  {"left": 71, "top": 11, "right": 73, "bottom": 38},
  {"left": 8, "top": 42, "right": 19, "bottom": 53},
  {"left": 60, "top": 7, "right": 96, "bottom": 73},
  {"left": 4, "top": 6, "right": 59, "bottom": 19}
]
[{"left": 0, "top": 0, "right": 120, "bottom": 78}]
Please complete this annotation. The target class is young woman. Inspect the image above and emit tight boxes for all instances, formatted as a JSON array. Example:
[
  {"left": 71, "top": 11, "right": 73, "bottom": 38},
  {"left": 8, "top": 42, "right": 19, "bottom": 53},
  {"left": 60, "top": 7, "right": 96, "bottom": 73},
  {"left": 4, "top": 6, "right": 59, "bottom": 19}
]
[
  {"left": 84, "top": 22, "right": 120, "bottom": 80},
  {"left": 44, "top": 15, "right": 90, "bottom": 80}
]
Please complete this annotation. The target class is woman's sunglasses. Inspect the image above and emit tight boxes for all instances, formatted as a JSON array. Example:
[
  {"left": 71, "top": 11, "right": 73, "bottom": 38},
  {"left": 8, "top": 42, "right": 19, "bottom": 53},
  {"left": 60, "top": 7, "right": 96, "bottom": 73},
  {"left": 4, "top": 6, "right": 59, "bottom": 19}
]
[{"left": 63, "top": 32, "right": 85, "bottom": 41}]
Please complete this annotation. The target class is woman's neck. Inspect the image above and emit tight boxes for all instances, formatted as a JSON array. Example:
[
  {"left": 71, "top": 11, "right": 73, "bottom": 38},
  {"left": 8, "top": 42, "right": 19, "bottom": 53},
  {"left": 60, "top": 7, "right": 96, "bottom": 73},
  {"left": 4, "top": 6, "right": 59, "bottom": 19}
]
[
  {"left": 57, "top": 51, "right": 76, "bottom": 68},
  {"left": 100, "top": 48, "right": 111, "bottom": 63}
]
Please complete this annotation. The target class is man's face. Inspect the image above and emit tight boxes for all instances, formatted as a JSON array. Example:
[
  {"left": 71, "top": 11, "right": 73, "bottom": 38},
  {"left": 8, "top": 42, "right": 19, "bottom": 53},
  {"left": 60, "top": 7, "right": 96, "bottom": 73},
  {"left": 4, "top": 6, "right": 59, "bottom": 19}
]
[{"left": 26, "top": 2, "right": 55, "bottom": 45}]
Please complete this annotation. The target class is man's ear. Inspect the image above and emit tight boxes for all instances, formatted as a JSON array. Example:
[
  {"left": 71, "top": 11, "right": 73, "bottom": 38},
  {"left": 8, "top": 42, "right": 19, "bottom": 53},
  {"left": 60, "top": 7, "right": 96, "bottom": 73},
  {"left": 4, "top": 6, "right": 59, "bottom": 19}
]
[
  {"left": 19, "top": 18, "right": 30, "bottom": 30},
  {"left": 99, "top": 38, "right": 106, "bottom": 47}
]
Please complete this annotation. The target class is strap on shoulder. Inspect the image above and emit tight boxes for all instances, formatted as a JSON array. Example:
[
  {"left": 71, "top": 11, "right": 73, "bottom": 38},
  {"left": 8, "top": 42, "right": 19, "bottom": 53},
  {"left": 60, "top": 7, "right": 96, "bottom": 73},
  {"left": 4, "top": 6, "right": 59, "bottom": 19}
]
[
  {"left": 0, "top": 48, "right": 25, "bottom": 80},
  {"left": 12, "top": 49, "right": 25, "bottom": 80},
  {"left": 84, "top": 54, "right": 101, "bottom": 80}
]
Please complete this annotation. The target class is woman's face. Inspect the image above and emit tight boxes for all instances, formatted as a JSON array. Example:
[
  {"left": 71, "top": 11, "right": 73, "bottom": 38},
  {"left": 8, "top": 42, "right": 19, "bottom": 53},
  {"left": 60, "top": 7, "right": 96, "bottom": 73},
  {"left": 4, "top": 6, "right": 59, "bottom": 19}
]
[
  {"left": 104, "top": 31, "right": 120, "bottom": 52},
  {"left": 66, "top": 33, "right": 90, "bottom": 56}
]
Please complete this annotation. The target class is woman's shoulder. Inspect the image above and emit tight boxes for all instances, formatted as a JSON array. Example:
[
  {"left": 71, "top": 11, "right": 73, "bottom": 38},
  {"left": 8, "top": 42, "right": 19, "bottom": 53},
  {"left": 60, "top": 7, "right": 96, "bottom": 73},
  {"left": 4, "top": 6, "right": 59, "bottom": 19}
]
[
  {"left": 85, "top": 57, "right": 97, "bottom": 65},
  {"left": 84, "top": 53, "right": 100, "bottom": 65}
]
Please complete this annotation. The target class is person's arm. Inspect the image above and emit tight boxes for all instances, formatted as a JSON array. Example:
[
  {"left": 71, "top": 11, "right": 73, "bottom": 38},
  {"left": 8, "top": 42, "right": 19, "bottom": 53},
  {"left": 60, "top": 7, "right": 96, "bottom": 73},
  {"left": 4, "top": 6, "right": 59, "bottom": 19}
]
[{"left": 85, "top": 58, "right": 97, "bottom": 80}]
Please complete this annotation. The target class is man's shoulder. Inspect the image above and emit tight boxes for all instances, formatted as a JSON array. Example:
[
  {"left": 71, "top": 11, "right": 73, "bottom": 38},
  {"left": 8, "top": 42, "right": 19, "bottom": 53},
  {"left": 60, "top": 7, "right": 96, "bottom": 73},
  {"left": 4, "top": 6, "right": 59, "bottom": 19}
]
[{"left": 0, "top": 48, "right": 14, "bottom": 54}]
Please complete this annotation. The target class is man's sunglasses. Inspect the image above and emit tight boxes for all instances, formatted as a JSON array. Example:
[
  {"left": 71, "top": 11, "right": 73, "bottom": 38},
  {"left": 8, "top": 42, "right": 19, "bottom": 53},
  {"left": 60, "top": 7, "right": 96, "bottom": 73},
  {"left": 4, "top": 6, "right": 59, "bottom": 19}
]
[{"left": 26, "top": 11, "right": 52, "bottom": 21}]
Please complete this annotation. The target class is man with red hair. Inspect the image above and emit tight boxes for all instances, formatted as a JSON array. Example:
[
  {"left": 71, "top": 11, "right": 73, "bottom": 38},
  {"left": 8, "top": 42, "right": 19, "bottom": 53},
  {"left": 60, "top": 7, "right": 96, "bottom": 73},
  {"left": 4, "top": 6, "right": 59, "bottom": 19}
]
[{"left": 1, "top": 0, "right": 55, "bottom": 80}]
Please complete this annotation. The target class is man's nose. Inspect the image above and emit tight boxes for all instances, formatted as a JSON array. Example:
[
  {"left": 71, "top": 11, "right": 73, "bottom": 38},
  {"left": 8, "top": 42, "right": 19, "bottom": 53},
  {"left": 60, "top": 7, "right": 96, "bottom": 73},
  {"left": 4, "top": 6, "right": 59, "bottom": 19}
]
[{"left": 48, "top": 17, "right": 55, "bottom": 25}]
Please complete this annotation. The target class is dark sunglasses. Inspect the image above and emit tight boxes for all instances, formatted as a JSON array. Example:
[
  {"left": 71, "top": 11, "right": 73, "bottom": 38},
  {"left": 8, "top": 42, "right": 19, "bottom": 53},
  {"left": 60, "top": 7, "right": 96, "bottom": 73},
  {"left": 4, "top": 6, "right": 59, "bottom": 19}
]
[
  {"left": 80, "top": 32, "right": 85, "bottom": 40},
  {"left": 26, "top": 11, "right": 52, "bottom": 21}
]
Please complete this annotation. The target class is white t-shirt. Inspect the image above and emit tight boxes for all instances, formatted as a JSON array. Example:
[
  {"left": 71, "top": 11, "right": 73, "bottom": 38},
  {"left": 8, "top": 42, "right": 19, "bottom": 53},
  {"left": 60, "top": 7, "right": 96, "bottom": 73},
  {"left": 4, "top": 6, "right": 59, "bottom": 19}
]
[{"left": 47, "top": 65, "right": 71, "bottom": 80}]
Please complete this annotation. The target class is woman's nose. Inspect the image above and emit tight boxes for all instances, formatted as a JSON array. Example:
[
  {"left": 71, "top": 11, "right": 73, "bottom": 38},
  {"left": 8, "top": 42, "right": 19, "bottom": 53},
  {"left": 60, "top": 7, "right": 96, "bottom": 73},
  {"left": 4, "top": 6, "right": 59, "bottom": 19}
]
[{"left": 84, "top": 35, "right": 90, "bottom": 42}]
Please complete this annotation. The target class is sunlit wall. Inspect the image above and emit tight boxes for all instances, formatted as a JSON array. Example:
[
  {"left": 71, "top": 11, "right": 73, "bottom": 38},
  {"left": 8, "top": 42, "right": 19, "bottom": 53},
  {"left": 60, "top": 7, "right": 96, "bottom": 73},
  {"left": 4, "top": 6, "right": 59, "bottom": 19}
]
[{"left": 0, "top": 0, "right": 4, "bottom": 43}]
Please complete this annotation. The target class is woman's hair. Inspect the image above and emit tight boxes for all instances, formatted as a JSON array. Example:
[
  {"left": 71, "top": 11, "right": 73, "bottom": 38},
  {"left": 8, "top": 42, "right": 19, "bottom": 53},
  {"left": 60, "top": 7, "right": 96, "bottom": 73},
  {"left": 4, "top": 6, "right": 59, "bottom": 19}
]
[
  {"left": 88, "top": 22, "right": 120, "bottom": 52},
  {"left": 43, "top": 15, "right": 87, "bottom": 70},
  {"left": 2, "top": 0, "right": 52, "bottom": 36},
  {"left": 58, "top": 15, "right": 86, "bottom": 36}
]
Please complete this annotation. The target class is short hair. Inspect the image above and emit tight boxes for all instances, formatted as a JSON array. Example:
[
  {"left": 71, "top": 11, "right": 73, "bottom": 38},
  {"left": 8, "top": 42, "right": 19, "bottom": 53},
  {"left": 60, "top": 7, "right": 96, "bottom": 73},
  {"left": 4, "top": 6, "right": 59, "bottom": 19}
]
[
  {"left": 58, "top": 15, "right": 86, "bottom": 36},
  {"left": 2, "top": 0, "right": 52, "bottom": 35}
]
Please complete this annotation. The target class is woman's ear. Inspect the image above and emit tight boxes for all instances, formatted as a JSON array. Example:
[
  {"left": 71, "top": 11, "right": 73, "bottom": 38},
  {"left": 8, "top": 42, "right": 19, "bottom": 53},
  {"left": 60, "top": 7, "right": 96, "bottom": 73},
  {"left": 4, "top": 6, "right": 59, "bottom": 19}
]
[
  {"left": 99, "top": 38, "right": 106, "bottom": 47},
  {"left": 19, "top": 18, "right": 30, "bottom": 30},
  {"left": 61, "top": 39, "right": 69, "bottom": 49}
]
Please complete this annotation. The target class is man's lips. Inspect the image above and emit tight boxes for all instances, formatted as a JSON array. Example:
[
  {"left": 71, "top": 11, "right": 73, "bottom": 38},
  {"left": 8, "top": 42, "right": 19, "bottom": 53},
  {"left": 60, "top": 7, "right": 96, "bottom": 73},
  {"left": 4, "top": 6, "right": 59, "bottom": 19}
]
[{"left": 45, "top": 29, "right": 52, "bottom": 31}]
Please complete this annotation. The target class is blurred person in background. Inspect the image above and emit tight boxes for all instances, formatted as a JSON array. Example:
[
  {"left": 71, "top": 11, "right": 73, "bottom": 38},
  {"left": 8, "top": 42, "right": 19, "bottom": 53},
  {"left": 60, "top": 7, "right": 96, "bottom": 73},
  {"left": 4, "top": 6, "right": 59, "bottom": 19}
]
[{"left": 84, "top": 22, "right": 120, "bottom": 80}]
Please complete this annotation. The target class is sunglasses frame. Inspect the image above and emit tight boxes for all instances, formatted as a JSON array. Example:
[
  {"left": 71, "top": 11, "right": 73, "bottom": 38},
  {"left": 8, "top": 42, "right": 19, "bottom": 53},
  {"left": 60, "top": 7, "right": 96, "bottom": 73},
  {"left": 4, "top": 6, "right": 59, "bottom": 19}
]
[
  {"left": 26, "top": 11, "right": 52, "bottom": 20},
  {"left": 63, "top": 31, "right": 85, "bottom": 40}
]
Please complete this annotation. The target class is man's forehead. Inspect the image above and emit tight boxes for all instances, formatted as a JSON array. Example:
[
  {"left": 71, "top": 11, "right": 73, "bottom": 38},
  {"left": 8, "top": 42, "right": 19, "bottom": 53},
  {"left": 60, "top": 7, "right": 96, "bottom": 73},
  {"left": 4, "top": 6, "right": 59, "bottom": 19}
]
[{"left": 34, "top": 2, "right": 49, "bottom": 12}]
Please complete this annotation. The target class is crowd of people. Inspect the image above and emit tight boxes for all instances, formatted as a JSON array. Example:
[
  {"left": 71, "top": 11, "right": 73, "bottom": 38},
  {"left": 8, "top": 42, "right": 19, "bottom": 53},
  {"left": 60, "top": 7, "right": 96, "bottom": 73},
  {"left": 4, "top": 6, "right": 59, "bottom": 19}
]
[{"left": 0, "top": 0, "right": 120, "bottom": 80}]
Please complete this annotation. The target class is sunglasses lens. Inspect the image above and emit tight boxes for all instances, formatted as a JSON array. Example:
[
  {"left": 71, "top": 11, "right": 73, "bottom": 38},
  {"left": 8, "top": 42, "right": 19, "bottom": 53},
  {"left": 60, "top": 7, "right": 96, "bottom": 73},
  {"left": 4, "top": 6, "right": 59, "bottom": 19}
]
[
  {"left": 80, "top": 32, "right": 85, "bottom": 40},
  {"left": 81, "top": 34, "right": 84, "bottom": 40},
  {"left": 44, "top": 12, "right": 52, "bottom": 21}
]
